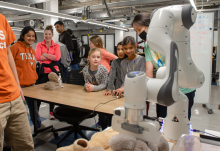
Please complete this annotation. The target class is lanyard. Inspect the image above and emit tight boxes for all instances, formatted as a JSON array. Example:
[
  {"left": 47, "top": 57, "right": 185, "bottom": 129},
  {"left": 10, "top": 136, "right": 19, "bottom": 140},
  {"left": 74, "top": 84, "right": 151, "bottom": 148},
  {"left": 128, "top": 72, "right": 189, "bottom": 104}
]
[{"left": 127, "top": 55, "right": 136, "bottom": 73}]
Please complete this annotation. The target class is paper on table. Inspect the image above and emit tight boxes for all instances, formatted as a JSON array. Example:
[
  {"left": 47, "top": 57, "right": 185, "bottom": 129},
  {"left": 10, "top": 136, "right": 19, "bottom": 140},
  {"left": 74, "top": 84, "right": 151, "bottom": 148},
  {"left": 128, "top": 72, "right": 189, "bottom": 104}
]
[
  {"left": 202, "top": 143, "right": 220, "bottom": 151},
  {"left": 205, "top": 129, "right": 220, "bottom": 137}
]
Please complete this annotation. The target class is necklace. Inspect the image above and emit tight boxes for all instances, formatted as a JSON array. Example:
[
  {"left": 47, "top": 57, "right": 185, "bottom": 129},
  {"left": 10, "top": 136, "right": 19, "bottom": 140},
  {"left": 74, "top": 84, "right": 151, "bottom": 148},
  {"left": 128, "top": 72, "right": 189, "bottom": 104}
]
[{"left": 127, "top": 55, "right": 136, "bottom": 73}]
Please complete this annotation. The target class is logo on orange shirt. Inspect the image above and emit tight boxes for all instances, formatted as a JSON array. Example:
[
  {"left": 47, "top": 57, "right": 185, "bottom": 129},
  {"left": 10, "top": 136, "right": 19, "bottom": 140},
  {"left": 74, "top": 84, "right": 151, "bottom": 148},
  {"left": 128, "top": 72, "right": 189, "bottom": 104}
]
[{"left": 0, "top": 30, "right": 6, "bottom": 49}]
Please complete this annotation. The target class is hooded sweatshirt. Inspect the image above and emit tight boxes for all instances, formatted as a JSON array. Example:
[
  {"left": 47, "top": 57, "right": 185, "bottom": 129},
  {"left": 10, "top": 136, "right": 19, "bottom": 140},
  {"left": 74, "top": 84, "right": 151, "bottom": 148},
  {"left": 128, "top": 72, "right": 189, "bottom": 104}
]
[{"left": 10, "top": 41, "right": 38, "bottom": 87}]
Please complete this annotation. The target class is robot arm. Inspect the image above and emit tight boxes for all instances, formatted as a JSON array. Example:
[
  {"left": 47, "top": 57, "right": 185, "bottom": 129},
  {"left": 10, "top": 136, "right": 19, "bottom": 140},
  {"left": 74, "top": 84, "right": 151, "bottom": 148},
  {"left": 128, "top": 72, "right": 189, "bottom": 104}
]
[{"left": 112, "top": 5, "right": 205, "bottom": 143}]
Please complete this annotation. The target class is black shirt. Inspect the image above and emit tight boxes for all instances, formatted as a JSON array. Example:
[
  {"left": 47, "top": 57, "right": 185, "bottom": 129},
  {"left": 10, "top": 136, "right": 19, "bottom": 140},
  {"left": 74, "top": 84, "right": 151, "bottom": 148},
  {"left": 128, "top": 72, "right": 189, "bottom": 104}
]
[
  {"left": 70, "top": 35, "right": 81, "bottom": 65},
  {"left": 59, "top": 31, "right": 73, "bottom": 52}
]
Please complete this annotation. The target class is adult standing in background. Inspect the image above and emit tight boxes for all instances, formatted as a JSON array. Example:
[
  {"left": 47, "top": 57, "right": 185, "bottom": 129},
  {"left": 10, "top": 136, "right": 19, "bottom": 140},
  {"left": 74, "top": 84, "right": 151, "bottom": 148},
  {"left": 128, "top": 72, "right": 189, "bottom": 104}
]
[
  {"left": 0, "top": 14, "right": 34, "bottom": 151},
  {"left": 66, "top": 29, "right": 81, "bottom": 70},
  {"left": 36, "top": 25, "right": 61, "bottom": 120},
  {"left": 10, "top": 26, "right": 45, "bottom": 130},
  {"left": 132, "top": 13, "right": 196, "bottom": 120},
  {"left": 54, "top": 21, "right": 73, "bottom": 80}
]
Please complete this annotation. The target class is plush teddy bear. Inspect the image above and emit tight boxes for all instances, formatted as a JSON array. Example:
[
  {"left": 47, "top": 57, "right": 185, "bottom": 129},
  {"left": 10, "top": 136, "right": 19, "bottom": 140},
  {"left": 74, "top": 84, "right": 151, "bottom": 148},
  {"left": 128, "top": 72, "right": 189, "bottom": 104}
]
[
  {"left": 56, "top": 128, "right": 119, "bottom": 151},
  {"left": 44, "top": 72, "right": 62, "bottom": 91},
  {"left": 109, "top": 133, "right": 169, "bottom": 151},
  {"left": 56, "top": 127, "right": 169, "bottom": 151},
  {"left": 56, "top": 139, "right": 104, "bottom": 151}
]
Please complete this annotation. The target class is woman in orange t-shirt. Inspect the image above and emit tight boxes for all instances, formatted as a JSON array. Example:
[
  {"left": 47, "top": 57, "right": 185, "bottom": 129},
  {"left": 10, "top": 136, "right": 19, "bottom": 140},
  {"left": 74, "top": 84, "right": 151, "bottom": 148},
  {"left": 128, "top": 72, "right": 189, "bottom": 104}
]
[
  {"left": 36, "top": 25, "right": 61, "bottom": 120},
  {"left": 89, "top": 35, "right": 118, "bottom": 73}
]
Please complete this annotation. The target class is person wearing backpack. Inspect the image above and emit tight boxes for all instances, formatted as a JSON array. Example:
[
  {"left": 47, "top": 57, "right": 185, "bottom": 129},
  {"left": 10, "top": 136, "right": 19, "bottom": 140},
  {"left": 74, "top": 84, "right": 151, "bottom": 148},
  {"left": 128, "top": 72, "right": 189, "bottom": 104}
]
[{"left": 67, "top": 29, "right": 81, "bottom": 70}]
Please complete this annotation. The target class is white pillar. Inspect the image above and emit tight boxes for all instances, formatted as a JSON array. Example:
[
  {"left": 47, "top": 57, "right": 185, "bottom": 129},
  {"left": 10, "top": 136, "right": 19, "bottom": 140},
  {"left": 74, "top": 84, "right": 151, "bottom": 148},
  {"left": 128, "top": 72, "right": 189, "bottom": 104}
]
[
  {"left": 43, "top": 0, "right": 59, "bottom": 42},
  {"left": 217, "top": 11, "right": 220, "bottom": 85},
  {"left": 115, "top": 21, "right": 124, "bottom": 46}
]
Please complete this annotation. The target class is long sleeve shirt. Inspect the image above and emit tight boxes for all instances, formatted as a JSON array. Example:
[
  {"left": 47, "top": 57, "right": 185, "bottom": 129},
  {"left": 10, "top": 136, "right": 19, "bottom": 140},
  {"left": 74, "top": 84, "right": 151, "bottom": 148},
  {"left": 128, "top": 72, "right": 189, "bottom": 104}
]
[
  {"left": 83, "top": 65, "right": 108, "bottom": 91},
  {"left": 107, "top": 58, "right": 123, "bottom": 91},
  {"left": 121, "top": 55, "right": 146, "bottom": 87},
  {"left": 59, "top": 31, "right": 74, "bottom": 52}
]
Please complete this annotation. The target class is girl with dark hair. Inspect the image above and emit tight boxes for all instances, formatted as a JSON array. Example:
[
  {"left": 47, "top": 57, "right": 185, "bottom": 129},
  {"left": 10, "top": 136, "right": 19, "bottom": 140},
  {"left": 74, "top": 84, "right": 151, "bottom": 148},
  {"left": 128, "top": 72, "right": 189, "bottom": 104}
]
[
  {"left": 132, "top": 13, "right": 195, "bottom": 120},
  {"left": 113, "top": 36, "right": 146, "bottom": 99},
  {"left": 102, "top": 41, "right": 126, "bottom": 130},
  {"left": 10, "top": 26, "right": 45, "bottom": 130},
  {"left": 36, "top": 25, "right": 61, "bottom": 120},
  {"left": 104, "top": 41, "right": 126, "bottom": 96}
]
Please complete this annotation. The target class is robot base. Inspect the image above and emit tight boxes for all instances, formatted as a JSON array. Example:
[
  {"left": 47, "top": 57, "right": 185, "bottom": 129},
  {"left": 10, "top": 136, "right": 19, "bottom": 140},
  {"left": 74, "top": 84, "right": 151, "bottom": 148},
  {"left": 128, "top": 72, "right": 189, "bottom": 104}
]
[{"left": 112, "top": 109, "right": 161, "bottom": 144}]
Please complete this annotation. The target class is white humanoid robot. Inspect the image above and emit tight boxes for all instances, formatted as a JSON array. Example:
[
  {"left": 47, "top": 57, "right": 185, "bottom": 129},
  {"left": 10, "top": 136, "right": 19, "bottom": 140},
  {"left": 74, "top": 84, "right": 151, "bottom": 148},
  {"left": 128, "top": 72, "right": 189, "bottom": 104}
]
[{"left": 112, "top": 4, "right": 205, "bottom": 143}]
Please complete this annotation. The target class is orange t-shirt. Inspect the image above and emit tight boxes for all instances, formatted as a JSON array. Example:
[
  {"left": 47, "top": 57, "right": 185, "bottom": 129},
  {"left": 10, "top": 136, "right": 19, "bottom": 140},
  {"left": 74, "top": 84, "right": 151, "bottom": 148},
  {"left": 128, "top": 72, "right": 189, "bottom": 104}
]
[
  {"left": 0, "top": 14, "right": 20, "bottom": 103},
  {"left": 99, "top": 48, "right": 116, "bottom": 73},
  {"left": 10, "top": 41, "right": 38, "bottom": 87}
]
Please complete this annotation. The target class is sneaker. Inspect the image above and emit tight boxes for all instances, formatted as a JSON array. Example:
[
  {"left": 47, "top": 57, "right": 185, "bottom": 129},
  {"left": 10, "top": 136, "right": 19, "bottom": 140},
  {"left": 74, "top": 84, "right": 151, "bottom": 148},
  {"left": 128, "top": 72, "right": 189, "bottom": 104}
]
[
  {"left": 49, "top": 112, "right": 55, "bottom": 120},
  {"left": 96, "top": 122, "right": 102, "bottom": 129}
]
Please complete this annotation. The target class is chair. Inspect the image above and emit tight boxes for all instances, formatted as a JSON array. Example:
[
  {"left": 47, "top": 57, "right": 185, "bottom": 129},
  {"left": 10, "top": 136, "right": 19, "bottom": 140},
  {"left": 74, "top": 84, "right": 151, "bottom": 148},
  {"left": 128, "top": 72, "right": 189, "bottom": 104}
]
[{"left": 53, "top": 70, "right": 99, "bottom": 148}]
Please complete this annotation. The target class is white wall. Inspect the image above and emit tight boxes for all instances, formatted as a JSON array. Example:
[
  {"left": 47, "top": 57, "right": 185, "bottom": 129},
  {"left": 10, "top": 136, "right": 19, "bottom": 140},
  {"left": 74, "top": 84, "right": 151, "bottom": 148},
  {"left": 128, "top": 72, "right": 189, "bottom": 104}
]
[{"left": 124, "top": 30, "right": 136, "bottom": 40}]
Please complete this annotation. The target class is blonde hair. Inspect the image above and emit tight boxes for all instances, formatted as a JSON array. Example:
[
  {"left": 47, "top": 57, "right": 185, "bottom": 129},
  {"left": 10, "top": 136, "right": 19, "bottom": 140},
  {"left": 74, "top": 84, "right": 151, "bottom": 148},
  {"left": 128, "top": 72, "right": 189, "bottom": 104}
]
[
  {"left": 45, "top": 25, "right": 53, "bottom": 34},
  {"left": 81, "top": 48, "right": 101, "bottom": 73},
  {"left": 89, "top": 35, "right": 103, "bottom": 48}
]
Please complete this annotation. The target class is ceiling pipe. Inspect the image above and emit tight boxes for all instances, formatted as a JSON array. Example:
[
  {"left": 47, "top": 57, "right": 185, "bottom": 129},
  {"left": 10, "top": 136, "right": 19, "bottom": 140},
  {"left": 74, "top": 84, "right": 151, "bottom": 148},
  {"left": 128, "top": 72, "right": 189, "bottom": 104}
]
[
  {"left": 102, "top": 0, "right": 111, "bottom": 18},
  {"left": 199, "top": 8, "right": 220, "bottom": 11},
  {"left": 59, "top": 0, "right": 189, "bottom": 14},
  {"left": 0, "top": 1, "right": 128, "bottom": 31}
]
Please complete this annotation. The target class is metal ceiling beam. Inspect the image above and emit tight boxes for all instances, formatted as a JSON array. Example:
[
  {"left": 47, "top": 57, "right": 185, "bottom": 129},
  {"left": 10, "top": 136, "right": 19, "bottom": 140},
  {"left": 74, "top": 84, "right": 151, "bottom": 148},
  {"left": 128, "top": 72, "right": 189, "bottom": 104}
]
[
  {"left": 6, "top": 14, "right": 43, "bottom": 22},
  {"left": 0, "top": 1, "right": 128, "bottom": 31},
  {"left": 59, "top": 0, "right": 189, "bottom": 14},
  {"left": 195, "top": 0, "right": 220, "bottom": 5},
  {"left": 103, "top": 0, "right": 111, "bottom": 18},
  {"left": 3, "top": 0, "right": 55, "bottom": 5},
  {"left": 199, "top": 8, "right": 220, "bottom": 11}
]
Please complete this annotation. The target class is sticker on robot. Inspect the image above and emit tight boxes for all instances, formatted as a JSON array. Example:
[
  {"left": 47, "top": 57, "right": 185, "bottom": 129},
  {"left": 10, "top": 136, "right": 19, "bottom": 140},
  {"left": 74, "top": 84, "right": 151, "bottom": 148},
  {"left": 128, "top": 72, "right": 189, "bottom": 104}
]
[{"left": 172, "top": 116, "right": 179, "bottom": 122}]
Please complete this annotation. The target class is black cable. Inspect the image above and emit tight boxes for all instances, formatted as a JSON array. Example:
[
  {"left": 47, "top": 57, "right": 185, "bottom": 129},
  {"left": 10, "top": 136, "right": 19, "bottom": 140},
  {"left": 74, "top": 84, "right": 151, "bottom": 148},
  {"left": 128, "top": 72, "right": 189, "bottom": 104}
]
[
  {"left": 191, "top": 129, "right": 220, "bottom": 138},
  {"left": 93, "top": 98, "right": 118, "bottom": 129}
]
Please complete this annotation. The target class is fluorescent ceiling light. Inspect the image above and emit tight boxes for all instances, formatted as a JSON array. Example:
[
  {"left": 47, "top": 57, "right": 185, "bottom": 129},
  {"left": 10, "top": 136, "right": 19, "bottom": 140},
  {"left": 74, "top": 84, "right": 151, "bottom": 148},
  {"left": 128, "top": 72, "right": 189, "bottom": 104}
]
[
  {"left": 102, "top": 18, "right": 127, "bottom": 23},
  {"left": 0, "top": 1, "right": 128, "bottom": 31},
  {"left": 189, "top": 0, "right": 197, "bottom": 11},
  {"left": 87, "top": 21, "right": 128, "bottom": 31},
  {"left": 11, "top": 27, "right": 44, "bottom": 33}
]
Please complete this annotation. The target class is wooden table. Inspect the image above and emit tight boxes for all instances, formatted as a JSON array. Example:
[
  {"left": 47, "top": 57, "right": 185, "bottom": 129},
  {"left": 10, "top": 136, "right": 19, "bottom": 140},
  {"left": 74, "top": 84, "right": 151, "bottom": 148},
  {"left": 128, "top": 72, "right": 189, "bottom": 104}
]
[
  {"left": 22, "top": 83, "right": 125, "bottom": 114},
  {"left": 22, "top": 83, "right": 125, "bottom": 137}
]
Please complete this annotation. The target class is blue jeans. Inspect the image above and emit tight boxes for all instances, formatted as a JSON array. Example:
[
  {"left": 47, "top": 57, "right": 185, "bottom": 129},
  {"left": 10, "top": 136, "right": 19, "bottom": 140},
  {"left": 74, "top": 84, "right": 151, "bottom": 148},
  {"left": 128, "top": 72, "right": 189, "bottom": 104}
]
[
  {"left": 70, "top": 63, "right": 80, "bottom": 70},
  {"left": 63, "top": 66, "right": 68, "bottom": 81},
  {"left": 25, "top": 97, "right": 41, "bottom": 128}
]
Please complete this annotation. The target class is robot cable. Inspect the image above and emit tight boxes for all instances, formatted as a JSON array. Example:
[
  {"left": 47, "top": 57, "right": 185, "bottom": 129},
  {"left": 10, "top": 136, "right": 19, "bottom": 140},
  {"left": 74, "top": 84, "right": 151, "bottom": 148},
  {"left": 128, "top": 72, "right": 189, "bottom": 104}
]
[{"left": 93, "top": 98, "right": 118, "bottom": 129}]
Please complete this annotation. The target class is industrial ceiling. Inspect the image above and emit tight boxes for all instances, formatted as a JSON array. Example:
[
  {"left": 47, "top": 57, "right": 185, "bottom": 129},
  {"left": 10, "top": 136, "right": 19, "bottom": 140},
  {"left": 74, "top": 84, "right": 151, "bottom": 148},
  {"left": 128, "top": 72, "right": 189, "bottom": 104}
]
[{"left": 1, "top": 0, "right": 220, "bottom": 30}]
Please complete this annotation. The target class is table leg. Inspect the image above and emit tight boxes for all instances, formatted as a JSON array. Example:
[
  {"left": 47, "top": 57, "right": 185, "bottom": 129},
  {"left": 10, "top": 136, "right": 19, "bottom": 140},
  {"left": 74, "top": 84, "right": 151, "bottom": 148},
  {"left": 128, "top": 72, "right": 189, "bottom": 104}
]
[
  {"left": 32, "top": 99, "right": 38, "bottom": 137},
  {"left": 32, "top": 98, "right": 55, "bottom": 137}
]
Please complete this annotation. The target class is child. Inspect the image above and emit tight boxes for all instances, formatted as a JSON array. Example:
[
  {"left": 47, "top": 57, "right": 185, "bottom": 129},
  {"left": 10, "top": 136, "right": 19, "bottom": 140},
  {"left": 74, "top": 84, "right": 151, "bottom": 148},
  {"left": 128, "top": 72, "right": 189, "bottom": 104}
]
[
  {"left": 10, "top": 26, "right": 45, "bottom": 130},
  {"left": 104, "top": 41, "right": 127, "bottom": 96},
  {"left": 89, "top": 35, "right": 118, "bottom": 74},
  {"left": 83, "top": 48, "right": 108, "bottom": 92},
  {"left": 113, "top": 36, "right": 146, "bottom": 97},
  {"left": 82, "top": 48, "right": 108, "bottom": 130}
]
